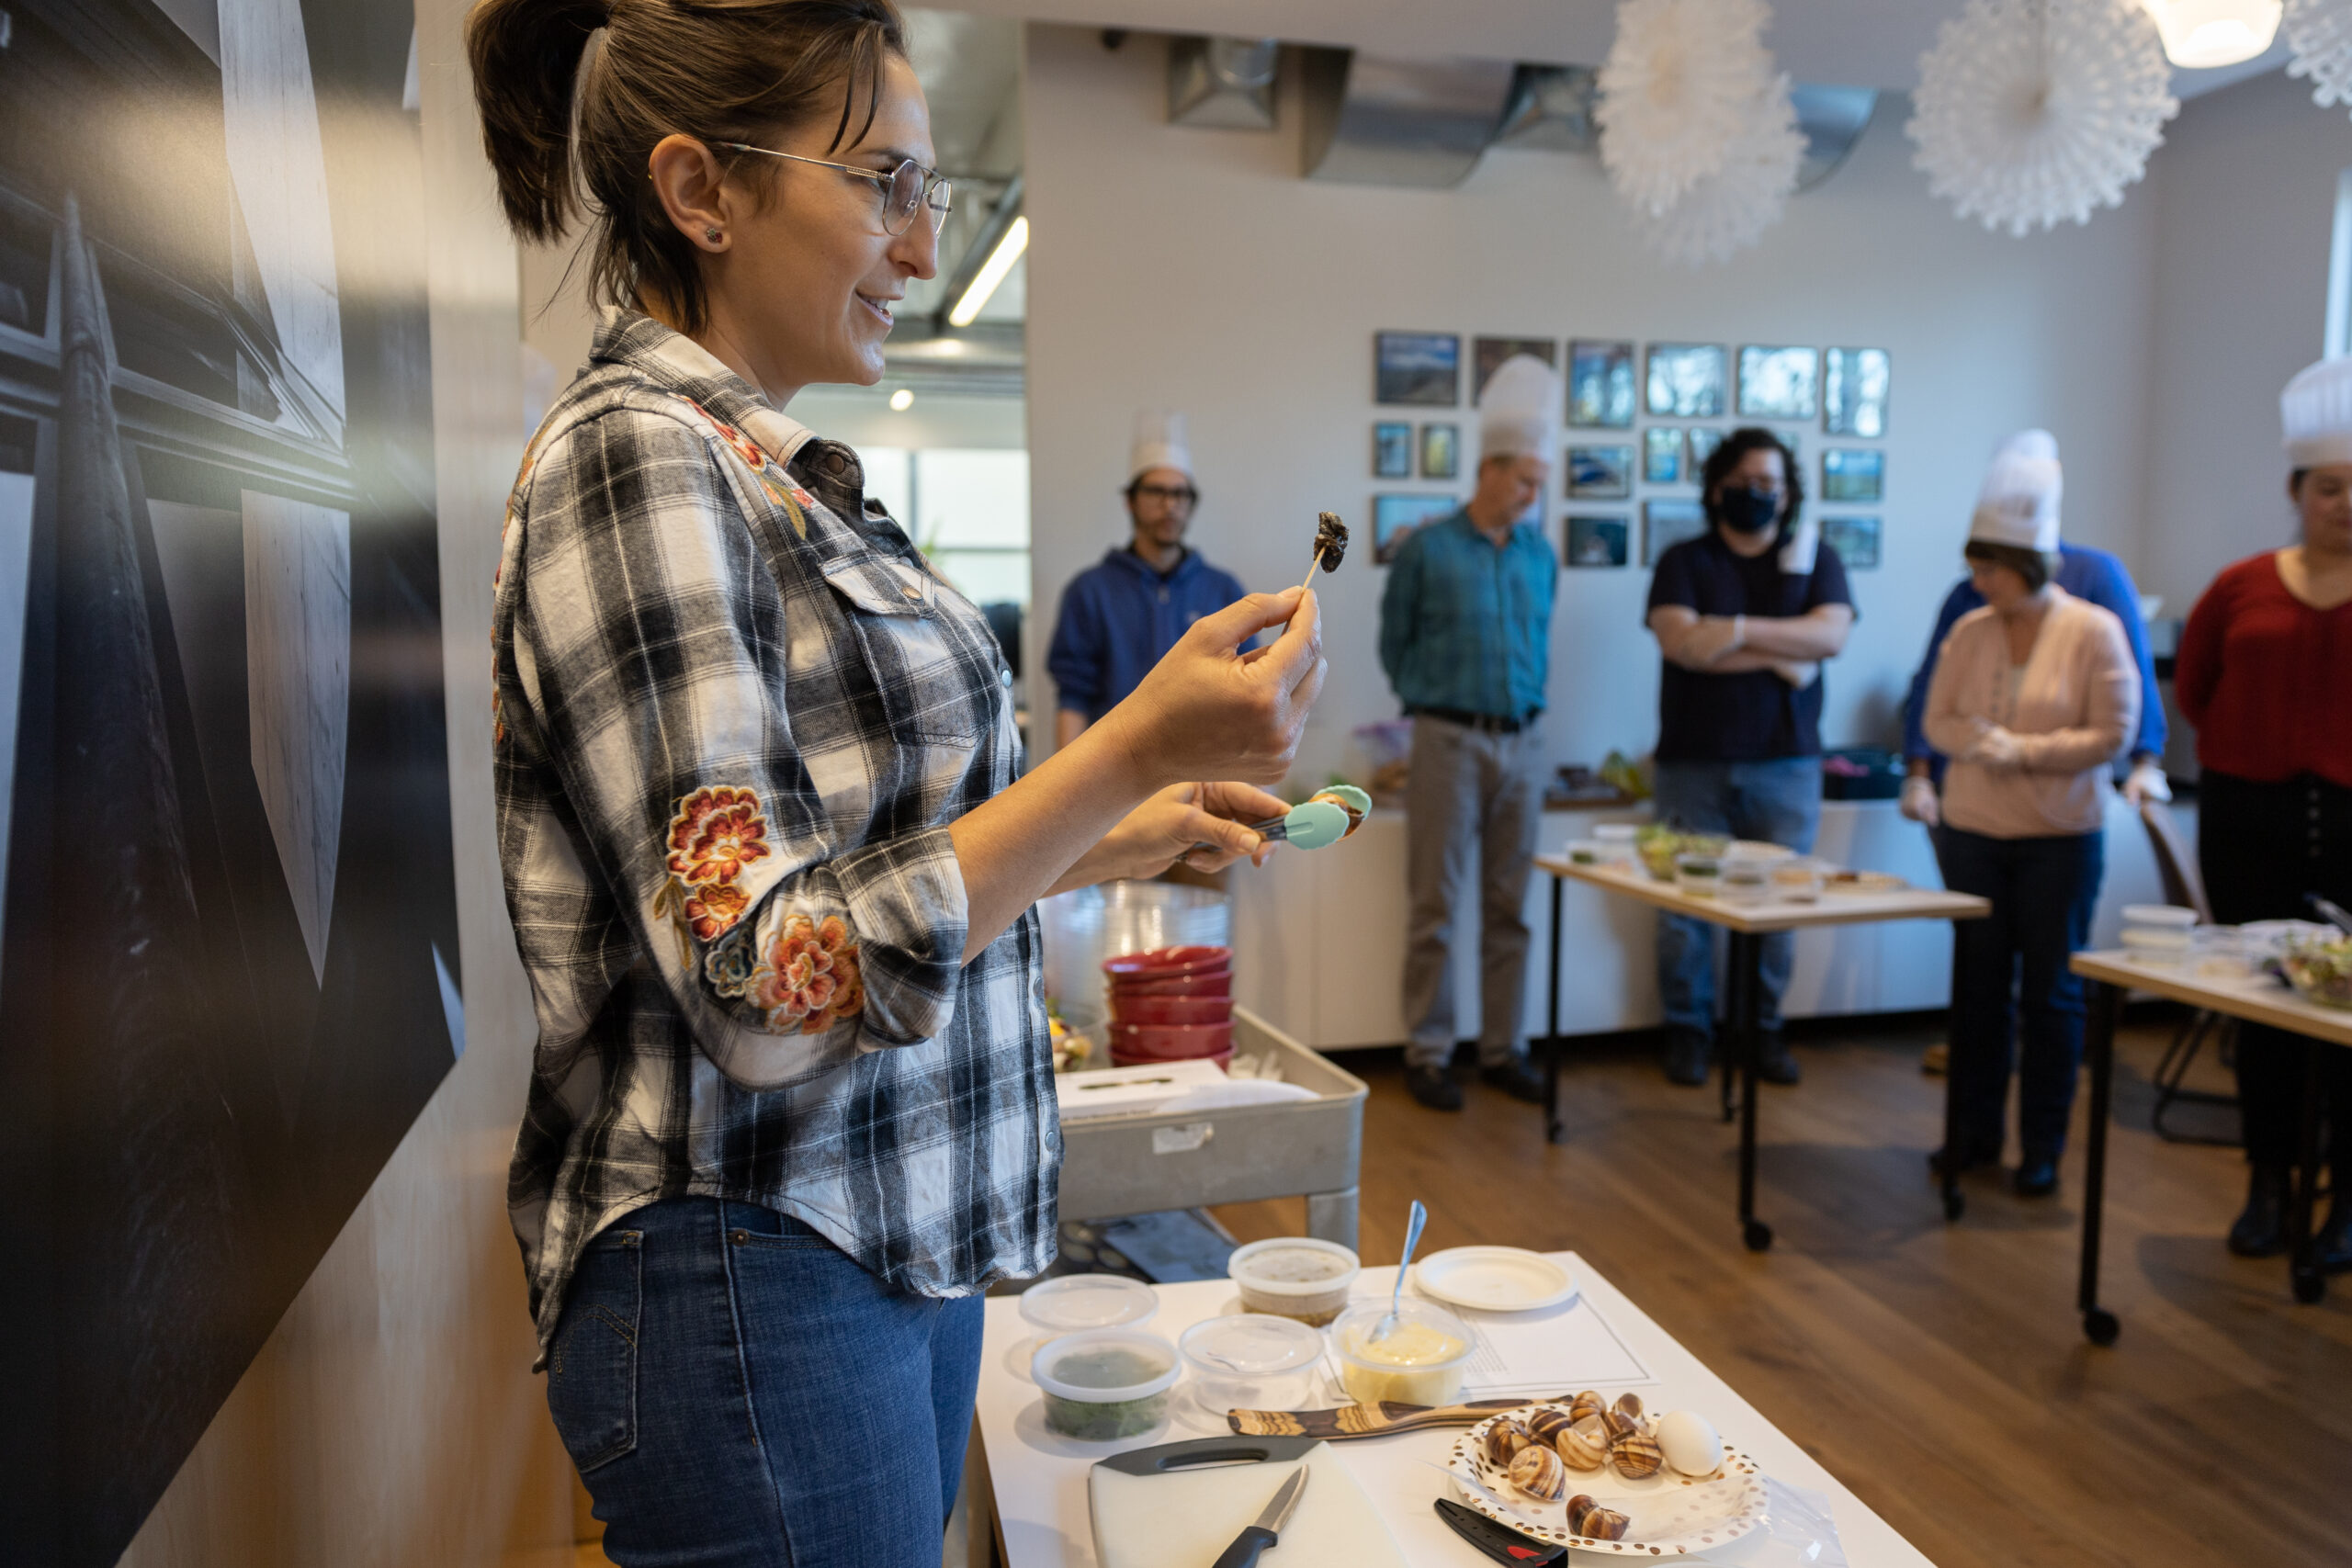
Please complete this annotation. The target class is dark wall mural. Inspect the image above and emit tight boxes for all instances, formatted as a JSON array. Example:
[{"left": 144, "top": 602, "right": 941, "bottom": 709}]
[{"left": 0, "top": 0, "right": 461, "bottom": 1561}]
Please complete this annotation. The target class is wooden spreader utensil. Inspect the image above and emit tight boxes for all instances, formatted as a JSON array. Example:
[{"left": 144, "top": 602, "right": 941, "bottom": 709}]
[{"left": 1227, "top": 1393, "right": 1579, "bottom": 1442}]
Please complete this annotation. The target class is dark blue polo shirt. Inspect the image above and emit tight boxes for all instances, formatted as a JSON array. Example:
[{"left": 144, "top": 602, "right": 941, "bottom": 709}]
[{"left": 1645, "top": 530, "right": 1854, "bottom": 762}]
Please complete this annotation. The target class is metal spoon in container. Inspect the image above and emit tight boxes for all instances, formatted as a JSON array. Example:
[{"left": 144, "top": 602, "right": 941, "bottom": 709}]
[{"left": 1367, "top": 1200, "right": 1428, "bottom": 1345}]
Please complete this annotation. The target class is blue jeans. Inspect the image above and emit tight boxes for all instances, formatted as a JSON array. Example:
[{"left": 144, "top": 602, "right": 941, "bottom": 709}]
[
  {"left": 1652, "top": 759, "right": 1823, "bottom": 1036},
  {"left": 548, "top": 1197, "right": 984, "bottom": 1567},
  {"left": 1934, "top": 827, "right": 2105, "bottom": 1160}
]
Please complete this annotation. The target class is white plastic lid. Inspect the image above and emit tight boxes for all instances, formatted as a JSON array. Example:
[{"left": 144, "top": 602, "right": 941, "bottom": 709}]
[
  {"left": 2122, "top": 904, "right": 2198, "bottom": 929},
  {"left": 1227, "top": 1237, "right": 1360, "bottom": 1296},
  {"left": 1592, "top": 823, "right": 1639, "bottom": 842},
  {"left": 1032, "top": 1328, "right": 1180, "bottom": 1403},
  {"left": 1179, "top": 1314, "right": 1325, "bottom": 1378},
  {"left": 1019, "top": 1273, "right": 1159, "bottom": 1334}
]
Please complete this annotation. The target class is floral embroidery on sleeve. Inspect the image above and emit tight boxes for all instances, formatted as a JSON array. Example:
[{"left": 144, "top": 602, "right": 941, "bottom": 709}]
[
  {"left": 707, "top": 913, "right": 866, "bottom": 1035},
  {"left": 652, "top": 784, "right": 771, "bottom": 961}
]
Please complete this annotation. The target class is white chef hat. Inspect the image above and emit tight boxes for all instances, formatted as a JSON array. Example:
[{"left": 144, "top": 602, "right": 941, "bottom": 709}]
[
  {"left": 1129, "top": 410, "right": 1193, "bottom": 484},
  {"left": 1477, "top": 355, "right": 1563, "bottom": 467},
  {"left": 1969, "top": 428, "right": 2063, "bottom": 552},
  {"left": 2281, "top": 357, "right": 2352, "bottom": 468}
]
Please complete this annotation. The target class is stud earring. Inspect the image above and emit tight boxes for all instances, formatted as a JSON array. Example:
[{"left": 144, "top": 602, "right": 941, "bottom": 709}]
[{"left": 704, "top": 226, "right": 722, "bottom": 243}]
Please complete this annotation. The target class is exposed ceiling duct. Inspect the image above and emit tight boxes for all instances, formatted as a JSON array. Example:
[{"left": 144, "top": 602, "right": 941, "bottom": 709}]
[
  {"left": 1169, "top": 36, "right": 1281, "bottom": 128},
  {"left": 1493, "top": 64, "right": 1600, "bottom": 153},
  {"left": 1298, "top": 49, "right": 1519, "bottom": 187},
  {"left": 1789, "top": 84, "right": 1880, "bottom": 191}
]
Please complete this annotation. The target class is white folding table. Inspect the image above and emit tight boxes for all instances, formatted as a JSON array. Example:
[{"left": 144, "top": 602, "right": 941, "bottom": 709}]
[{"left": 967, "top": 1256, "right": 1934, "bottom": 1567}]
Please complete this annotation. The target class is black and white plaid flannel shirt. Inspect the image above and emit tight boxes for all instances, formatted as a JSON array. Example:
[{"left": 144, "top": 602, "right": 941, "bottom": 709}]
[{"left": 493, "top": 310, "right": 1057, "bottom": 1359}]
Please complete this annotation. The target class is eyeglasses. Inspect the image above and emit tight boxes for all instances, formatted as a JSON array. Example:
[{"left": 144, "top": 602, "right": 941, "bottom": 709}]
[
  {"left": 716, "top": 142, "right": 953, "bottom": 236},
  {"left": 1133, "top": 484, "right": 1199, "bottom": 506}
]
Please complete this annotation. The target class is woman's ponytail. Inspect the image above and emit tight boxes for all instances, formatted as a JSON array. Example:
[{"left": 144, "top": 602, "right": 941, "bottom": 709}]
[
  {"left": 463, "top": 0, "right": 906, "bottom": 333},
  {"left": 467, "top": 0, "right": 610, "bottom": 243}
]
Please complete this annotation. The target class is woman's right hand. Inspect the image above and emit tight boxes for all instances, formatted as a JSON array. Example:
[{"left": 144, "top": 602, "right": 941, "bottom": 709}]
[{"left": 1097, "top": 587, "right": 1326, "bottom": 789}]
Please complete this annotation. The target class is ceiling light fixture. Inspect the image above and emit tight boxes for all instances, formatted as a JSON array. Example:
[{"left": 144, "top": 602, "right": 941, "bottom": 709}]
[
  {"left": 888, "top": 388, "right": 914, "bottom": 411},
  {"left": 2141, "top": 0, "right": 2282, "bottom": 67},
  {"left": 947, "top": 215, "right": 1026, "bottom": 328}
]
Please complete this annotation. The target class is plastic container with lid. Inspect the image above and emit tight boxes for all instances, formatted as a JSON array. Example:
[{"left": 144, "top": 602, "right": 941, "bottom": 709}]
[
  {"left": 1018, "top": 1273, "right": 1159, "bottom": 1337},
  {"left": 1032, "top": 1328, "right": 1180, "bottom": 1441},
  {"left": 2121, "top": 904, "right": 2198, "bottom": 930},
  {"left": 1591, "top": 823, "right": 1640, "bottom": 844},
  {"left": 1328, "top": 1299, "right": 1475, "bottom": 1407},
  {"left": 2122, "top": 926, "right": 2193, "bottom": 967},
  {"left": 1674, "top": 851, "right": 1724, "bottom": 898},
  {"left": 1178, "top": 1314, "right": 1326, "bottom": 1412},
  {"left": 1227, "top": 1236, "right": 1360, "bottom": 1325},
  {"left": 1718, "top": 858, "right": 1770, "bottom": 907},
  {"left": 1563, "top": 838, "right": 1634, "bottom": 868},
  {"left": 1766, "top": 856, "right": 1825, "bottom": 903}
]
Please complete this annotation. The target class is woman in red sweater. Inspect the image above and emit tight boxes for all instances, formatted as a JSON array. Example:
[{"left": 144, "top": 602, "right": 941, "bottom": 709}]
[{"left": 2176, "top": 355, "right": 2352, "bottom": 1269}]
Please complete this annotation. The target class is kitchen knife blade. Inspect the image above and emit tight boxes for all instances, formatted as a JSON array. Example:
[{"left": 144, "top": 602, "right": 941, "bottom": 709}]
[{"left": 1207, "top": 1466, "right": 1307, "bottom": 1568}]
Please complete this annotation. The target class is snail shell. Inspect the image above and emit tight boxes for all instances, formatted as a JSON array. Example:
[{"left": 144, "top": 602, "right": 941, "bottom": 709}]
[
  {"left": 1611, "top": 1429, "right": 1666, "bottom": 1480},
  {"left": 1613, "top": 1392, "right": 1645, "bottom": 1424},
  {"left": 1481, "top": 1416, "right": 1533, "bottom": 1468},
  {"left": 1600, "top": 1408, "right": 1640, "bottom": 1441},
  {"left": 1563, "top": 1495, "right": 1598, "bottom": 1532},
  {"left": 1567, "top": 1390, "right": 1606, "bottom": 1426},
  {"left": 1523, "top": 1407, "right": 1577, "bottom": 1449},
  {"left": 1572, "top": 1501, "right": 1631, "bottom": 1542},
  {"left": 1554, "top": 1424, "right": 1609, "bottom": 1471},
  {"left": 1508, "top": 1443, "right": 1568, "bottom": 1503}
]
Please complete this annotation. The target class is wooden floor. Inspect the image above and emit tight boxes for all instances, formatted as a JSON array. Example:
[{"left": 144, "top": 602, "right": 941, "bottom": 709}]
[{"left": 1211, "top": 1016, "right": 2352, "bottom": 1568}]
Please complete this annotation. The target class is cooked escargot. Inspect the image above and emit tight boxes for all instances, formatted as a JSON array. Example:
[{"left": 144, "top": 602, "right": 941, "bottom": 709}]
[
  {"left": 1567, "top": 1390, "right": 1607, "bottom": 1426},
  {"left": 1555, "top": 1424, "right": 1609, "bottom": 1472},
  {"left": 1311, "top": 512, "right": 1349, "bottom": 572},
  {"left": 1610, "top": 1428, "right": 1665, "bottom": 1480},
  {"left": 1307, "top": 789, "right": 1367, "bottom": 837},
  {"left": 1600, "top": 1407, "right": 1641, "bottom": 1442},
  {"left": 1523, "top": 1407, "right": 1577, "bottom": 1449},
  {"left": 1566, "top": 1495, "right": 1631, "bottom": 1542},
  {"left": 1509, "top": 1444, "right": 1569, "bottom": 1502},
  {"left": 1481, "top": 1416, "right": 1534, "bottom": 1467}
]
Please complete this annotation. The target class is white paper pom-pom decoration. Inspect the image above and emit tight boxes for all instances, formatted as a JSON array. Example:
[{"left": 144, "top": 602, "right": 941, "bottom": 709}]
[
  {"left": 1627, "top": 75, "right": 1804, "bottom": 266},
  {"left": 2285, "top": 0, "right": 2352, "bottom": 111},
  {"left": 1908, "top": 0, "right": 2179, "bottom": 237},
  {"left": 1598, "top": 0, "right": 1783, "bottom": 216}
]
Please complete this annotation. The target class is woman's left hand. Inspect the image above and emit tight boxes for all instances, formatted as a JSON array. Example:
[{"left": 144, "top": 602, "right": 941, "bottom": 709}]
[{"left": 1046, "top": 782, "right": 1291, "bottom": 894}]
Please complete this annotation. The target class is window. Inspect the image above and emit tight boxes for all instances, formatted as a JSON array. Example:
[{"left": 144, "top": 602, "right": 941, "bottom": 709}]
[
  {"left": 913, "top": 447, "right": 1030, "bottom": 608},
  {"left": 2327, "top": 166, "right": 2352, "bottom": 360}
]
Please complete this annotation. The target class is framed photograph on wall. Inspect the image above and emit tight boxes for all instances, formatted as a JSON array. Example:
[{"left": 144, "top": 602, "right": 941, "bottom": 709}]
[
  {"left": 1374, "top": 493, "right": 1462, "bottom": 564},
  {"left": 1373, "top": 422, "right": 1412, "bottom": 479},
  {"left": 1822, "top": 515, "right": 1882, "bottom": 569},
  {"left": 1419, "top": 422, "right": 1460, "bottom": 479},
  {"left": 1645, "top": 343, "right": 1727, "bottom": 418},
  {"left": 1566, "top": 444, "right": 1634, "bottom": 499},
  {"left": 1568, "top": 339, "right": 1637, "bottom": 428},
  {"left": 1737, "top": 345, "right": 1819, "bottom": 419},
  {"left": 1643, "top": 499, "right": 1710, "bottom": 564},
  {"left": 1375, "top": 332, "right": 1462, "bottom": 406},
  {"left": 1824, "top": 347, "right": 1891, "bottom": 437},
  {"left": 1821, "top": 447, "right": 1884, "bottom": 503},
  {"left": 1566, "top": 514, "right": 1630, "bottom": 568},
  {"left": 1644, "top": 427, "right": 1685, "bottom": 485},
  {"left": 1687, "top": 425, "right": 1725, "bottom": 471},
  {"left": 1474, "top": 336, "right": 1559, "bottom": 400}
]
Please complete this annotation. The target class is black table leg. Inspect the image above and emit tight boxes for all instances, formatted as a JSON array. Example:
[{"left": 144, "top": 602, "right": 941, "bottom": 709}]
[
  {"left": 1939, "top": 926, "right": 1964, "bottom": 1223},
  {"left": 1732, "top": 931, "right": 1771, "bottom": 1252},
  {"left": 1718, "top": 939, "right": 1740, "bottom": 1126},
  {"left": 1544, "top": 874, "right": 1565, "bottom": 1145},
  {"left": 2078, "top": 979, "right": 2121, "bottom": 1346},
  {"left": 2291, "top": 1037, "right": 2327, "bottom": 1305}
]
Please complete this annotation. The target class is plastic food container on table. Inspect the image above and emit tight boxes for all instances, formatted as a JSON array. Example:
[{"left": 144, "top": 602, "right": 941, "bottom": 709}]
[
  {"left": 1033, "top": 1328, "right": 1181, "bottom": 1441},
  {"left": 1018, "top": 1273, "right": 1159, "bottom": 1336},
  {"left": 1227, "top": 1236, "right": 1360, "bottom": 1325},
  {"left": 1177, "top": 1314, "right": 1326, "bottom": 1413},
  {"left": 1328, "top": 1298, "right": 1475, "bottom": 1407}
]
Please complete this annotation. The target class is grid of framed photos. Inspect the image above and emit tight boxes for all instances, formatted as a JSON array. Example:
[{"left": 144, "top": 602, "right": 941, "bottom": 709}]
[{"left": 1372, "top": 332, "right": 1888, "bottom": 571}]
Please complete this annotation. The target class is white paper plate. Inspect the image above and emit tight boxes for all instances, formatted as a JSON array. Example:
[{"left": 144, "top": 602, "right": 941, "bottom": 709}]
[
  {"left": 1448, "top": 1406, "right": 1770, "bottom": 1556},
  {"left": 1412, "top": 1247, "right": 1578, "bottom": 1313}
]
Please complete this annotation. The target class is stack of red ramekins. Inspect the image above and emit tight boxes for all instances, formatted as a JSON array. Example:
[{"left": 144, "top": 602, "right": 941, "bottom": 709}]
[{"left": 1102, "top": 945, "right": 1234, "bottom": 1070}]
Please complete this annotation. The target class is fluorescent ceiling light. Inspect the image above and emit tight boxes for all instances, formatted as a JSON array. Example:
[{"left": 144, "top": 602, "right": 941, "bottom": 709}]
[
  {"left": 2140, "top": 0, "right": 2280, "bottom": 69},
  {"left": 948, "top": 215, "right": 1027, "bottom": 328}
]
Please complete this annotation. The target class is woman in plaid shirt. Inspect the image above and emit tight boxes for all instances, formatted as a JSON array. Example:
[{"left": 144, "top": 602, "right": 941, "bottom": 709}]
[{"left": 467, "top": 2, "right": 1326, "bottom": 1560}]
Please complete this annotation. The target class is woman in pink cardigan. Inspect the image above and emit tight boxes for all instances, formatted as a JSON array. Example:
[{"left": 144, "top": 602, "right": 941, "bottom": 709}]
[{"left": 1924, "top": 435, "right": 2140, "bottom": 1198}]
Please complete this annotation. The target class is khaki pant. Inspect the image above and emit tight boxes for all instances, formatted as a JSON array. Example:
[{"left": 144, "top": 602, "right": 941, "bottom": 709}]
[{"left": 1402, "top": 715, "right": 1544, "bottom": 1068}]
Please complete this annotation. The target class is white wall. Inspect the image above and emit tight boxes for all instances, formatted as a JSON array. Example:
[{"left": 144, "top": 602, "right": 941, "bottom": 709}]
[
  {"left": 1023, "top": 27, "right": 2163, "bottom": 784},
  {"left": 2141, "top": 68, "right": 2352, "bottom": 615}
]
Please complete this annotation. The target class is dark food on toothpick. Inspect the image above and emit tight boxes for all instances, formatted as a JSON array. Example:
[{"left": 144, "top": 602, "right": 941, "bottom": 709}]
[{"left": 1312, "top": 512, "right": 1349, "bottom": 573}]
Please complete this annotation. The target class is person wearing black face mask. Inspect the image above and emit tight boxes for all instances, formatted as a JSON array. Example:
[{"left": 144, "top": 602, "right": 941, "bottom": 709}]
[{"left": 1644, "top": 428, "right": 1858, "bottom": 1087}]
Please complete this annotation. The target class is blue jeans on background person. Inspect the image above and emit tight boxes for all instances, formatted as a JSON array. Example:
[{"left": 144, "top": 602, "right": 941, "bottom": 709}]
[
  {"left": 1652, "top": 758, "right": 1824, "bottom": 1038},
  {"left": 1934, "top": 826, "right": 2106, "bottom": 1162},
  {"left": 547, "top": 1196, "right": 984, "bottom": 1568}
]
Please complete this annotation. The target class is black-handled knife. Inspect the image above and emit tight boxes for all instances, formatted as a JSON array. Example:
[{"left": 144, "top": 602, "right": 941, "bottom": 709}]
[
  {"left": 1432, "top": 1498, "right": 1565, "bottom": 1565},
  {"left": 1208, "top": 1465, "right": 1308, "bottom": 1568}
]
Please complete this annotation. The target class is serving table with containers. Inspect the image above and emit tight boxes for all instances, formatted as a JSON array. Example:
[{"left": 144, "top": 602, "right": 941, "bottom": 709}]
[{"left": 968, "top": 1241, "right": 1933, "bottom": 1567}]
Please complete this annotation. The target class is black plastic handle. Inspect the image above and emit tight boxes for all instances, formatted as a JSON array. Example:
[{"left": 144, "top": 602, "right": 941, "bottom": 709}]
[
  {"left": 1432, "top": 1499, "right": 1565, "bottom": 1565},
  {"left": 1092, "top": 1434, "right": 1318, "bottom": 1476},
  {"left": 1209, "top": 1524, "right": 1280, "bottom": 1568}
]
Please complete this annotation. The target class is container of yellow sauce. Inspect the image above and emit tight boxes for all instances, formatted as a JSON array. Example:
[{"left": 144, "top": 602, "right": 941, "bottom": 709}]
[{"left": 1329, "top": 1299, "right": 1474, "bottom": 1406}]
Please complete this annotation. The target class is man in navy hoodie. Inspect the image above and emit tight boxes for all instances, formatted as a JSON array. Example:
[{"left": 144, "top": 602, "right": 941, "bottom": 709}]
[{"left": 1048, "top": 412, "right": 1250, "bottom": 748}]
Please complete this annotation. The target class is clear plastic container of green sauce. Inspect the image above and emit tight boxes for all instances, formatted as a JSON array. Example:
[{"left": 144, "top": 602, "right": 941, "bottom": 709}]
[{"left": 1032, "top": 1328, "right": 1180, "bottom": 1441}]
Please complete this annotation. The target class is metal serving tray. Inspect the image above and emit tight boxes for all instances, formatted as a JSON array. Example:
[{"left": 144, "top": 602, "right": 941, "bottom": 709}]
[{"left": 1054, "top": 1008, "right": 1366, "bottom": 1250}]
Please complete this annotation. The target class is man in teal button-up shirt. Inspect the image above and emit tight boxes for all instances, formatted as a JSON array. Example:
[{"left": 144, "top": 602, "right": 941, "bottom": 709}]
[{"left": 1377, "top": 355, "right": 1560, "bottom": 1112}]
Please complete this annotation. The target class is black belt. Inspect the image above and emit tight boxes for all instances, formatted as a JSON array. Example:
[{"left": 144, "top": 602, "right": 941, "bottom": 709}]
[{"left": 1411, "top": 705, "right": 1541, "bottom": 735}]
